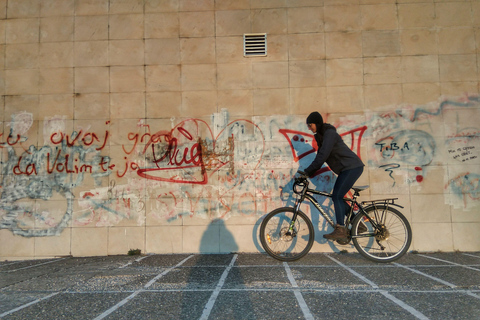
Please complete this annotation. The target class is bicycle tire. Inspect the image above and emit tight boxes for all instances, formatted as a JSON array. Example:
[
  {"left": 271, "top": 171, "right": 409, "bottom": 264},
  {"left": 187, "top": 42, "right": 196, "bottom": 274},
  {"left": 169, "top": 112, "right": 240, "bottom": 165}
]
[
  {"left": 351, "top": 205, "right": 412, "bottom": 263},
  {"left": 260, "top": 207, "right": 314, "bottom": 262}
]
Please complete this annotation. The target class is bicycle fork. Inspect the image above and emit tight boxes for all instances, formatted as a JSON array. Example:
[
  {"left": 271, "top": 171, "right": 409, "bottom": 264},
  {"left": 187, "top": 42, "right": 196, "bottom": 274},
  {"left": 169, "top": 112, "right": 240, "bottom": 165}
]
[{"left": 288, "top": 199, "right": 302, "bottom": 234}]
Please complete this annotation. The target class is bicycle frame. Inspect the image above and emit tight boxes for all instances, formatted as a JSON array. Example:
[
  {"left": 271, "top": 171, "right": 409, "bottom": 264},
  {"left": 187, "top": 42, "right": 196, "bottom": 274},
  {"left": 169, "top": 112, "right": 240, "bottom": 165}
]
[{"left": 291, "top": 178, "right": 404, "bottom": 238}]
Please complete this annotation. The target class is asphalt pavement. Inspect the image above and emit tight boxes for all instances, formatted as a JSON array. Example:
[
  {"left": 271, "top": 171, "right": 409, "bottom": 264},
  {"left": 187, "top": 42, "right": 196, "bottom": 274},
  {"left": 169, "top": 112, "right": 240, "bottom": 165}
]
[{"left": 1, "top": 252, "right": 480, "bottom": 319}]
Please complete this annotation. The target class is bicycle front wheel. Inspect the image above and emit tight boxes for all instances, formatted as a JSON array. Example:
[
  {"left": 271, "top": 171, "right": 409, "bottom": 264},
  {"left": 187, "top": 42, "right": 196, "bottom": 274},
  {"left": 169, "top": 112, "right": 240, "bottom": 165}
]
[
  {"left": 351, "top": 205, "right": 412, "bottom": 263},
  {"left": 260, "top": 207, "right": 314, "bottom": 262}
]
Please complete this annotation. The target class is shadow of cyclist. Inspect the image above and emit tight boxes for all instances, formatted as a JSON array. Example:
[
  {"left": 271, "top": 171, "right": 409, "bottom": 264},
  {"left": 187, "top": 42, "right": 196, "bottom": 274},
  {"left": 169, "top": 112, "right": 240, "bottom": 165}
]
[{"left": 181, "top": 219, "right": 255, "bottom": 319}]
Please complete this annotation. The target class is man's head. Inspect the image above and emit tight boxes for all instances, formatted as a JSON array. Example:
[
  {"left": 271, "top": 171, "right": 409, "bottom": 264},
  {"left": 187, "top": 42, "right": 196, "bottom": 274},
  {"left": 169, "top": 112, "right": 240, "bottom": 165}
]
[{"left": 306, "top": 112, "right": 323, "bottom": 133}]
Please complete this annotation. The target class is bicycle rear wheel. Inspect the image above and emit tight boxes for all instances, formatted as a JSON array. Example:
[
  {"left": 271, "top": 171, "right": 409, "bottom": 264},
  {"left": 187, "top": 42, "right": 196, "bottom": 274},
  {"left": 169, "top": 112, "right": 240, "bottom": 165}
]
[
  {"left": 351, "top": 205, "right": 412, "bottom": 263},
  {"left": 260, "top": 207, "right": 314, "bottom": 262}
]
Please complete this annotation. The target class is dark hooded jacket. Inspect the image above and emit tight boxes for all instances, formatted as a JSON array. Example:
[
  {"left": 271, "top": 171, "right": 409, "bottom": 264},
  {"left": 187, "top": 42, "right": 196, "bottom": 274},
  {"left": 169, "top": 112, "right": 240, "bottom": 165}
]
[{"left": 304, "top": 123, "right": 364, "bottom": 177}]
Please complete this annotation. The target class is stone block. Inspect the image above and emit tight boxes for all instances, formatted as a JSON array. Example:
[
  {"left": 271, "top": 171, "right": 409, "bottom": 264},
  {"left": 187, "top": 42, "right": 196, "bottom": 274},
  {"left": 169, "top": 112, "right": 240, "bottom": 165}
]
[
  {"left": 252, "top": 8, "right": 287, "bottom": 34},
  {"left": 215, "top": 10, "right": 251, "bottom": 36},
  {"left": 326, "top": 85, "right": 364, "bottom": 114},
  {"left": 110, "top": 93, "right": 146, "bottom": 119},
  {"left": 398, "top": 3, "right": 435, "bottom": 29},
  {"left": 217, "top": 62, "right": 252, "bottom": 90},
  {"left": 438, "top": 28, "right": 476, "bottom": 55},
  {"left": 326, "top": 32, "right": 362, "bottom": 59},
  {"left": 6, "top": 18, "right": 39, "bottom": 44},
  {"left": 290, "top": 60, "right": 326, "bottom": 87},
  {"left": 326, "top": 58, "right": 363, "bottom": 86},
  {"left": 74, "top": 93, "right": 110, "bottom": 120},
  {"left": 253, "top": 88, "right": 289, "bottom": 115},
  {"left": 109, "top": 40, "right": 144, "bottom": 66},
  {"left": 180, "top": 37, "right": 216, "bottom": 64},
  {"left": 182, "top": 64, "right": 217, "bottom": 91},
  {"left": 71, "top": 227, "right": 108, "bottom": 256},
  {"left": 40, "top": 42, "right": 74, "bottom": 68},
  {"left": 74, "top": 0, "right": 108, "bottom": 15},
  {"left": 361, "top": 4, "right": 397, "bottom": 30},
  {"left": 107, "top": 227, "right": 146, "bottom": 256},
  {"left": 252, "top": 61, "right": 288, "bottom": 89},
  {"left": 364, "top": 57, "right": 402, "bottom": 85},
  {"left": 145, "top": 12, "right": 179, "bottom": 39},
  {"left": 74, "top": 41, "right": 108, "bottom": 67},
  {"left": 146, "top": 92, "right": 183, "bottom": 118},
  {"left": 179, "top": 11, "right": 215, "bottom": 37},
  {"left": 182, "top": 91, "right": 217, "bottom": 118},
  {"left": 110, "top": 66, "right": 145, "bottom": 93},
  {"left": 362, "top": 31, "right": 401, "bottom": 57},
  {"left": 217, "top": 90, "right": 253, "bottom": 116},
  {"left": 287, "top": 6, "right": 323, "bottom": 34},
  {"left": 74, "top": 67, "right": 109, "bottom": 93},
  {"left": 145, "top": 38, "right": 180, "bottom": 65},
  {"left": 324, "top": 5, "right": 361, "bottom": 32},
  {"left": 289, "top": 33, "right": 325, "bottom": 60},
  {"left": 400, "top": 29, "right": 437, "bottom": 56},
  {"left": 109, "top": 14, "right": 144, "bottom": 40},
  {"left": 146, "top": 226, "right": 183, "bottom": 253},
  {"left": 40, "top": 17, "right": 74, "bottom": 42},
  {"left": 5, "top": 69, "right": 39, "bottom": 95},
  {"left": 145, "top": 65, "right": 181, "bottom": 92},
  {"left": 439, "top": 54, "right": 477, "bottom": 82},
  {"left": 402, "top": 82, "right": 440, "bottom": 106},
  {"left": 74, "top": 15, "right": 109, "bottom": 41}
]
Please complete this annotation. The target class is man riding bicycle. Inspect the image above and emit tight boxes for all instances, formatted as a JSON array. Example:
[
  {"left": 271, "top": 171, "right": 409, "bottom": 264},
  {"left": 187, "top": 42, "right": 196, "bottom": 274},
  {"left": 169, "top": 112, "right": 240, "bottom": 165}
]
[{"left": 299, "top": 112, "right": 364, "bottom": 241}]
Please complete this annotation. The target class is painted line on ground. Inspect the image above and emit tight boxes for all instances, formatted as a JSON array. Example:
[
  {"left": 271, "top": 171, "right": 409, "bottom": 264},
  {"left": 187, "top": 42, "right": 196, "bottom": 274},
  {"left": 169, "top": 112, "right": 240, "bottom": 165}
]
[
  {"left": 393, "top": 262, "right": 457, "bottom": 288},
  {"left": 419, "top": 254, "right": 480, "bottom": 272},
  {"left": 118, "top": 255, "right": 151, "bottom": 269},
  {"left": 325, "top": 254, "right": 378, "bottom": 288},
  {"left": 93, "top": 254, "right": 194, "bottom": 320},
  {"left": 283, "top": 262, "right": 314, "bottom": 320},
  {"left": 1, "top": 258, "right": 67, "bottom": 273},
  {"left": 199, "top": 254, "right": 238, "bottom": 320},
  {"left": 462, "top": 253, "right": 480, "bottom": 259},
  {"left": 327, "top": 254, "right": 429, "bottom": 320},
  {"left": 380, "top": 291, "right": 430, "bottom": 320},
  {"left": 0, "top": 292, "right": 60, "bottom": 318}
]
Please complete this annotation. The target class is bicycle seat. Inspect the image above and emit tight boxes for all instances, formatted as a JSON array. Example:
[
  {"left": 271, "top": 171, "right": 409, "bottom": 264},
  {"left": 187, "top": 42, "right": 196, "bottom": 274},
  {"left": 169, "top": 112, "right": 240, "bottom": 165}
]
[{"left": 352, "top": 185, "right": 369, "bottom": 193}]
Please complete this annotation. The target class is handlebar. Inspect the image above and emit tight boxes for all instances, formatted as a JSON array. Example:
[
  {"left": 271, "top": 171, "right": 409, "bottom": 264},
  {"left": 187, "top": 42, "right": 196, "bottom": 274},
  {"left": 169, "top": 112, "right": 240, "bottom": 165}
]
[{"left": 293, "top": 175, "right": 308, "bottom": 195}]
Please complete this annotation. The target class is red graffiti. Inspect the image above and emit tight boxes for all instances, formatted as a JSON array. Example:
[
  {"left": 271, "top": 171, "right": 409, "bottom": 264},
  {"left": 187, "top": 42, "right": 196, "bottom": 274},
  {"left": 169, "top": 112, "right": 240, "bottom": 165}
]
[
  {"left": 137, "top": 119, "right": 264, "bottom": 185},
  {"left": 50, "top": 124, "right": 109, "bottom": 150},
  {"left": 279, "top": 126, "right": 367, "bottom": 176}
]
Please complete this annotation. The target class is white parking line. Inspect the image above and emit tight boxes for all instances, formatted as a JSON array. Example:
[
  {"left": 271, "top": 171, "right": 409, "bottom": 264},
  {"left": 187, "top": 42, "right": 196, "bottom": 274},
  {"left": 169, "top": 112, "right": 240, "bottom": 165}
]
[
  {"left": 327, "top": 254, "right": 430, "bottom": 320},
  {"left": 380, "top": 291, "right": 430, "bottom": 320},
  {"left": 199, "top": 254, "right": 238, "bottom": 320},
  {"left": 1, "top": 258, "right": 67, "bottom": 273},
  {"left": 462, "top": 253, "right": 480, "bottom": 259},
  {"left": 284, "top": 262, "right": 314, "bottom": 320},
  {"left": 393, "top": 263, "right": 457, "bottom": 288},
  {"left": 325, "top": 254, "right": 378, "bottom": 288},
  {"left": 93, "top": 254, "right": 194, "bottom": 320},
  {"left": 0, "top": 292, "right": 60, "bottom": 318},
  {"left": 419, "top": 254, "right": 480, "bottom": 272},
  {"left": 118, "top": 255, "right": 151, "bottom": 269}
]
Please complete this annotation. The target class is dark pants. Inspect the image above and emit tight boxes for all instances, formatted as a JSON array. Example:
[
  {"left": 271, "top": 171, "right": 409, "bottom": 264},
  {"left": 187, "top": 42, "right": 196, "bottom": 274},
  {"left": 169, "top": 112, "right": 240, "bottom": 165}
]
[{"left": 332, "top": 166, "right": 364, "bottom": 226}]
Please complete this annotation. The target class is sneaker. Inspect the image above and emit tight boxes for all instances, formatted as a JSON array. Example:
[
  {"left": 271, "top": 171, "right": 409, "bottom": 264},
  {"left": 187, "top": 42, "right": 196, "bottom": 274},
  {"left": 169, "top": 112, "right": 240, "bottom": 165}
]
[{"left": 323, "top": 224, "right": 349, "bottom": 241}]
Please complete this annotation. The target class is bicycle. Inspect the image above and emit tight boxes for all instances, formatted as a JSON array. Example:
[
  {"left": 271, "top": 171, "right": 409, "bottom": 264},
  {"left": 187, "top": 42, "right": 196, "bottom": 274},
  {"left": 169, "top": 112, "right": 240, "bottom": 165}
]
[{"left": 260, "top": 173, "right": 412, "bottom": 263}]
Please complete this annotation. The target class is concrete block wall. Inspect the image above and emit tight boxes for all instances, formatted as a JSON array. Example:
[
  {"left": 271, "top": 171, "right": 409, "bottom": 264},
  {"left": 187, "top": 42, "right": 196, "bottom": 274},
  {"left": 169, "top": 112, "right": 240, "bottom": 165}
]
[{"left": 0, "top": 0, "right": 479, "bottom": 260}]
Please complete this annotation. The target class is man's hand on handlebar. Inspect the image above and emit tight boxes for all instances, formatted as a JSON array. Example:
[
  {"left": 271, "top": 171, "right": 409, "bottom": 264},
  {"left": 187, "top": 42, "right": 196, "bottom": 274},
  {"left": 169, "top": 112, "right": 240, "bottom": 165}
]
[{"left": 295, "top": 170, "right": 308, "bottom": 182}]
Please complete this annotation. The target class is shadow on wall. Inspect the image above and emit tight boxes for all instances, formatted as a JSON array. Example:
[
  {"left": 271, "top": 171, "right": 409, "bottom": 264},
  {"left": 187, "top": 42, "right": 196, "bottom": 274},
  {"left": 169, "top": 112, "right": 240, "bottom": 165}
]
[{"left": 200, "top": 218, "right": 238, "bottom": 253}]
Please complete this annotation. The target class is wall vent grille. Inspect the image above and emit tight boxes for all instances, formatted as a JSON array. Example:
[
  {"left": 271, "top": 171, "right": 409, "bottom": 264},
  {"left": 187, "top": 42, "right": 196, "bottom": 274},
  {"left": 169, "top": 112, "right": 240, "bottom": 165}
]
[{"left": 244, "top": 33, "right": 267, "bottom": 57}]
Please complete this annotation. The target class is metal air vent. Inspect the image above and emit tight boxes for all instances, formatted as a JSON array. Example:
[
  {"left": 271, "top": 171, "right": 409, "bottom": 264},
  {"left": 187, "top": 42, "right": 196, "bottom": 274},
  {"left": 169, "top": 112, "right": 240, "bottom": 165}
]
[{"left": 244, "top": 33, "right": 267, "bottom": 57}]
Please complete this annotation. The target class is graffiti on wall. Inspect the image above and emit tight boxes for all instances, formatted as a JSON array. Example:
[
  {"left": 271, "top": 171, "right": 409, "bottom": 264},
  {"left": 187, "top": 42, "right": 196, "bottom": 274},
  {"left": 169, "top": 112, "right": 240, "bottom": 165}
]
[{"left": 1, "top": 96, "right": 479, "bottom": 237}]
